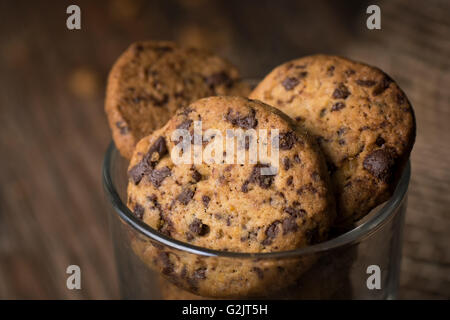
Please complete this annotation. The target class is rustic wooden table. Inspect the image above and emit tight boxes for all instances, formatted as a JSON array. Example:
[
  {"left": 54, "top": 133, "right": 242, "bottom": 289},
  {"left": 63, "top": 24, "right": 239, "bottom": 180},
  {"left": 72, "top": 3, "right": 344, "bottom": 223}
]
[{"left": 0, "top": 0, "right": 448, "bottom": 299}]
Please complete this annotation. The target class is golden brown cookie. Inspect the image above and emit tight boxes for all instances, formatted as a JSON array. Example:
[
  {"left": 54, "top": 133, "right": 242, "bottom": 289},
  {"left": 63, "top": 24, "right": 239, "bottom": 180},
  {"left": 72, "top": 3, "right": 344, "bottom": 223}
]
[
  {"left": 105, "top": 41, "right": 250, "bottom": 159},
  {"left": 250, "top": 55, "right": 415, "bottom": 227},
  {"left": 127, "top": 96, "right": 336, "bottom": 297}
]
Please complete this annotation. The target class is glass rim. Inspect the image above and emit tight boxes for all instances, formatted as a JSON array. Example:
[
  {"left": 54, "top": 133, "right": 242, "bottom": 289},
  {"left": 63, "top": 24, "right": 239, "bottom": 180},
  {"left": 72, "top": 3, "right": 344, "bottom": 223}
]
[{"left": 103, "top": 142, "right": 410, "bottom": 259}]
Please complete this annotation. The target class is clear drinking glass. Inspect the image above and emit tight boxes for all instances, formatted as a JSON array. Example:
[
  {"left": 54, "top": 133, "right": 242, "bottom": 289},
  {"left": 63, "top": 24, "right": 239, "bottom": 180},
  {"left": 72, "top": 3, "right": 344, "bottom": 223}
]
[{"left": 103, "top": 142, "right": 410, "bottom": 300}]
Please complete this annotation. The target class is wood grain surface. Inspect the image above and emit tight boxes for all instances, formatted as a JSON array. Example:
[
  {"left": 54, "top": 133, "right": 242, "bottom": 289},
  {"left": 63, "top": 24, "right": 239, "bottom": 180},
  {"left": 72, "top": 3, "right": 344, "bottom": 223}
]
[{"left": 0, "top": 0, "right": 448, "bottom": 299}]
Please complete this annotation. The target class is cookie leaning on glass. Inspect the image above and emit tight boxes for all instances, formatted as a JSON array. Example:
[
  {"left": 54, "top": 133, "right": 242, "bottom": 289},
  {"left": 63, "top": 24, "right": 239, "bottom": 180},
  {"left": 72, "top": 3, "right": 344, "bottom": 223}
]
[
  {"left": 126, "top": 96, "right": 336, "bottom": 297},
  {"left": 250, "top": 55, "right": 416, "bottom": 228},
  {"left": 105, "top": 41, "right": 250, "bottom": 159}
]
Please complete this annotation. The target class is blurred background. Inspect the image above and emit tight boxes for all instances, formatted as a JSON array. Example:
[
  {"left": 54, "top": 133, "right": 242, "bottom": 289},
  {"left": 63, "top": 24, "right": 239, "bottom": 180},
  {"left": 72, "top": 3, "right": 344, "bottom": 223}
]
[{"left": 0, "top": 0, "right": 449, "bottom": 299}]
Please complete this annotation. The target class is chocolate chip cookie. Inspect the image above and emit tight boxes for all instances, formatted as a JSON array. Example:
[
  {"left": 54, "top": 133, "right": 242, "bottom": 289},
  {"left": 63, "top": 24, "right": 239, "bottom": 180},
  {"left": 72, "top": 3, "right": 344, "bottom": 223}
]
[
  {"left": 127, "top": 96, "right": 336, "bottom": 297},
  {"left": 250, "top": 55, "right": 415, "bottom": 226},
  {"left": 105, "top": 41, "right": 250, "bottom": 159}
]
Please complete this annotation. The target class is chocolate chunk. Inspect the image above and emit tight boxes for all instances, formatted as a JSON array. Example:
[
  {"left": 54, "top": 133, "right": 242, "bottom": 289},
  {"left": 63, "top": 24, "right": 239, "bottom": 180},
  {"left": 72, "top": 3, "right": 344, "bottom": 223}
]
[
  {"left": 191, "top": 168, "right": 202, "bottom": 183},
  {"left": 159, "top": 213, "right": 174, "bottom": 236},
  {"left": 252, "top": 267, "right": 264, "bottom": 279},
  {"left": 356, "top": 79, "right": 377, "bottom": 87},
  {"left": 133, "top": 204, "right": 145, "bottom": 220},
  {"left": 332, "top": 83, "right": 351, "bottom": 99},
  {"left": 205, "top": 72, "right": 233, "bottom": 88},
  {"left": 262, "top": 220, "right": 281, "bottom": 246},
  {"left": 193, "top": 267, "right": 207, "bottom": 280},
  {"left": 242, "top": 163, "right": 275, "bottom": 192},
  {"left": 372, "top": 76, "right": 392, "bottom": 96},
  {"left": 282, "top": 217, "right": 298, "bottom": 235},
  {"left": 284, "top": 206, "right": 306, "bottom": 218},
  {"left": 363, "top": 148, "right": 396, "bottom": 181},
  {"left": 375, "top": 136, "right": 385, "bottom": 147},
  {"left": 128, "top": 160, "right": 151, "bottom": 185},
  {"left": 189, "top": 218, "right": 210, "bottom": 236},
  {"left": 278, "top": 131, "right": 297, "bottom": 150},
  {"left": 283, "top": 157, "right": 291, "bottom": 170},
  {"left": 281, "top": 77, "right": 299, "bottom": 90},
  {"left": 148, "top": 136, "right": 168, "bottom": 164},
  {"left": 177, "top": 188, "right": 195, "bottom": 205},
  {"left": 158, "top": 251, "right": 174, "bottom": 275},
  {"left": 202, "top": 195, "right": 211, "bottom": 208},
  {"left": 225, "top": 108, "right": 258, "bottom": 129},
  {"left": 286, "top": 176, "right": 293, "bottom": 186},
  {"left": 176, "top": 119, "right": 193, "bottom": 130},
  {"left": 331, "top": 102, "right": 346, "bottom": 112},
  {"left": 297, "top": 183, "right": 318, "bottom": 195},
  {"left": 149, "top": 166, "right": 171, "bottom": 187}
]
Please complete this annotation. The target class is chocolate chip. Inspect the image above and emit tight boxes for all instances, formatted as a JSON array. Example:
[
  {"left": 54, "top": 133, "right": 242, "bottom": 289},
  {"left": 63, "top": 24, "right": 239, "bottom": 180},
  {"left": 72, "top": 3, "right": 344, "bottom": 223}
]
[
  {"left": 281, "top": 77, "right": 299, "bottom": 90},
  {"left": 356, "top": 79, "right": 377, "bottom": 87},
  {"left": 148, "top": 136, "right": 168, "bottom": 164},
  {"left": 191, "top": 169, "right": 202, "bottom": 182},
  {"left": 359, "top": 125, "right": 370, "bottom": 131},
  {"left": 363, "top": 148, "right": 396, "bottom": 181},
  {"left": 252, "top": 267, "right": 264, "bottom": 279},
  {"left": 177, "top": 119, "right": 193, "bottom": 130},
  {"left": 282, "top": 217, "right": 298, "bottom": 235},
  {"left": 262, "top": 220, "right": 281, "bottom": 246},
  {"left": 297, "top": 183, "right": 318, "bottom": 195},
  {"left": 177, "top": 188, "right": 195, "bottom": 205},
  {"left": 148, "top": 166, "right": 171, "bottom": 187},
  {"left": 133, "top": 204, "right": 145, "bottom": 219},
  {"left": 375, "top": 136, "right": 385, "bottom": 147},
  {"left": 278, "top": 131, "right": 297, "bottom": 150},
  {"left": 242, "top": 163, "right": 275, "bottom": 192},
  {"left": 372, "top": 76, "right": 392, "bottom": 96},
  {"left": 128, "top": 160, "right": 151, "bottom": 185},
  {"left": 294, "top": 154, "right": 301, "bottom": 164},
  {"left": 202, "top": 195, "right": 211, "bottom": 208},
  {"left": 189, "top": 218, "right": 210, "bottom": 236},
  {"left": 338, "top": 139, "right": 346, "bottom": 145},
  {"left": 332, "top": 83, "right": 350, "bottom": 99},
  {"left": 284, "top": 206, "right": 306, "bottom": 218},
  {"left": 158, "top": 251, "right": 174, "bottom": 275},
  {"left": 286, "top": 176, "right": 293, "bottom": 186},
  {"left": 225, "top": 108, "right": 258, "bottom": 129},
  {"left": 159, "top": 213, "right": 174, "bottom": 236},
  {"left": 283, "top": 157, "right": 291, "bottom": 170},
  {"left": 319, "top": 108, "right": 327, "bottom": 117},
  {"left": 331, "top": 102, "right": 346, "bottom": 112},
  {"left": 205, "top": 72, "right": 233, "bottom": 89}
]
